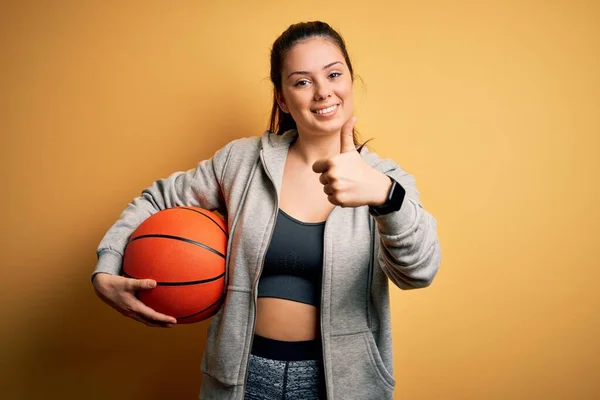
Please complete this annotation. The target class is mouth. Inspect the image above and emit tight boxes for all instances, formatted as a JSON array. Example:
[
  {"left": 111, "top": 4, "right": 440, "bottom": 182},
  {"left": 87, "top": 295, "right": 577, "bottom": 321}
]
[{"left": 311, "top": 104, "right": 339, "bottom": 115}]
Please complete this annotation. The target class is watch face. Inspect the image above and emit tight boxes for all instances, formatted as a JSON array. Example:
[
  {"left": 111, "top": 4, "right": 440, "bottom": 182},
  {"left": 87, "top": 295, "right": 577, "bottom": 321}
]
[
  {"left": 389, "top": 179, "right": 405, "bottom": 212},
  {"left": 370, "top": 178, "right": 405, "bottom": 216}
]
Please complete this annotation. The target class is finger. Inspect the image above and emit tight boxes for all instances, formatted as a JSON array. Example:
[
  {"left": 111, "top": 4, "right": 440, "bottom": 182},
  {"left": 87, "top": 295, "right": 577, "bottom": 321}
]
[
  {"left": 126, "top": 278, "right": 156, "bottom": 292},
  {"left": 130, "top": 313, "right": 162, "bottom": 327},
  {"left": 131, "top": 313, "right": 174, "bottom": 328},
  {"left": 340, "top": 116, "right": 357, "bottom": 153},
  {"left": 312, "top": 158, "right": 331, "bottom": 174},
  {"left": 327, "top": 194, "right": 340, "bottom": 206},
  {"left": 318, "top": 173, "right": 329, "bottom": 186},
  {"left": 323, "top": 185, "right": 334, "bottom": 196},
  {"left": 131, "top": 300, "right": 177, "bottom": 325}
]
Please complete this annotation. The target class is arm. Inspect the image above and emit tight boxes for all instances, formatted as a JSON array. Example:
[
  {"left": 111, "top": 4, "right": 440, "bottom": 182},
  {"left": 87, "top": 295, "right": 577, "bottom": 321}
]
[
  {"left": 309, "top": 116, "right": 441, "bottom": 289},
  {"left": 372, "top": 167, "right": 441, "bottom": 290},
  {"left": 92, "top": 140, "right": 234, "bottom": 281}
]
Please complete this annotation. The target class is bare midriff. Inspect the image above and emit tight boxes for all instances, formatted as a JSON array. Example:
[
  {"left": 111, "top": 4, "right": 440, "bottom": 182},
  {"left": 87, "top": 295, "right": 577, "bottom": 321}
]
[{"left": 254, "top": 298, "right": 320, "bottom": 341}]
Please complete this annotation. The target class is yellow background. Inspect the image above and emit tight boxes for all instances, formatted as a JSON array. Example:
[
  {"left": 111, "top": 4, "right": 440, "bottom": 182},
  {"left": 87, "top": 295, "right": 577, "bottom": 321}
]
[{"left": 1, "top": 1, "right": 598, "bottom": 399}]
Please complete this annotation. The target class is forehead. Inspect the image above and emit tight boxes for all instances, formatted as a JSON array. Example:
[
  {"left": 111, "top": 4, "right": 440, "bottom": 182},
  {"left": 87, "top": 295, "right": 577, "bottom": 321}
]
[{"left": 282, "top": 37, "right": 345, "bottom": 73}]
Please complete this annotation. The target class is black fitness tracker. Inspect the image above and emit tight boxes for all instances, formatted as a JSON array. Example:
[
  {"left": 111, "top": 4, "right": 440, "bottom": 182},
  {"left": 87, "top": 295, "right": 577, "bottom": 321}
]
[{"left": 368, "top": 176, "right": 406, "bottom": 216}]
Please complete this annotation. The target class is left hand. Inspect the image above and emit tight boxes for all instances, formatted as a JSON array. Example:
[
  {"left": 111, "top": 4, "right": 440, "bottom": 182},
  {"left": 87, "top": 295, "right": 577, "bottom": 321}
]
[{"left": 312, "top": 116, "right": 392, "bottom": 208}]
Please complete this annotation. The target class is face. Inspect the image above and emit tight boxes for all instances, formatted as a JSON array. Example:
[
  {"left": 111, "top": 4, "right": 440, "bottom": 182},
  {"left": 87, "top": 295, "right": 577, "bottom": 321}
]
[{"left": 277, "top": 37, "right": 354, "bottom": 137}]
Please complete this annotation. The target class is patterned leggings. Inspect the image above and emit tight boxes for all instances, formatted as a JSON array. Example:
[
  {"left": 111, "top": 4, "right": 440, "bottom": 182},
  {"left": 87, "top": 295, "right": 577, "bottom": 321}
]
[{"left": 244, "top": 334, "right": 327, "bottom": 400}]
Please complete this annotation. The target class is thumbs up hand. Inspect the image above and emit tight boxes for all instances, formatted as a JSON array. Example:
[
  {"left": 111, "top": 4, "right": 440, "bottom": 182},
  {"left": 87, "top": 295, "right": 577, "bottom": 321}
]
[{"left": 312, "top": 116, "right": 392, "bottom": 208}]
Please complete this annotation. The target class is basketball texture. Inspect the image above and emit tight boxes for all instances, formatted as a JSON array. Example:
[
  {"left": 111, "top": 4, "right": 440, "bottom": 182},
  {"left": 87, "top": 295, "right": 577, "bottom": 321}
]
[{"left": 122, "top": 206, "right": 227, "bottom": 324}]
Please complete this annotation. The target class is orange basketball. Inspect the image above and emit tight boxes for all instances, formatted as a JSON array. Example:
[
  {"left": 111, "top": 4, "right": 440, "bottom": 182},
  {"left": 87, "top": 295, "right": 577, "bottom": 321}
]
[{"left": 122, "top": 206, "right": 227, "bottom": 324}]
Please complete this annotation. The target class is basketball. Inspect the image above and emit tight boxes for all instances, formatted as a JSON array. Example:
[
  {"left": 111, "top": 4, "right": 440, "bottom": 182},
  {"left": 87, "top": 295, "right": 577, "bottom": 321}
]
[{"left": 122, "top": 206, "right": 227, "bottom": 324}]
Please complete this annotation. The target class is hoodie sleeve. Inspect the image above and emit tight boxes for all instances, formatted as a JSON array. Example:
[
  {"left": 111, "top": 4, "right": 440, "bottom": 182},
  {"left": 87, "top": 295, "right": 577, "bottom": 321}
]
[
  {"left": 92, "top": 141, "right": 235, "bottom": 282},
  {"left": 372, "top": 165, "right": 441, "bottom": 290}
]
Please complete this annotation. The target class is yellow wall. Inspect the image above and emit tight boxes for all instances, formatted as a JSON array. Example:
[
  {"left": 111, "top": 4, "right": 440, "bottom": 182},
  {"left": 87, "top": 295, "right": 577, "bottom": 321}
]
[{"left": 2, "top": 1, "right": 598, "bottom": 399}]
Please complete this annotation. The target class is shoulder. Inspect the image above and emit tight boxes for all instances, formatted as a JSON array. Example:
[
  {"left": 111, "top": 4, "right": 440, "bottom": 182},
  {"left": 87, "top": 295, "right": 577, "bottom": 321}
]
[
  {"left": 212, "top": 134, "right": 262, "bottom": 164},
  {"left": 210, "top": 134, "right": 263, "bottom": 181},
  {"left": 221, "top": 135, "right": 262, "bottom": 154},
  {"left": 359, "top": 146, "right": 400, "bottom": 174},
  {"left": 229, "top": 135, "right": 262, "bottom": 150}
]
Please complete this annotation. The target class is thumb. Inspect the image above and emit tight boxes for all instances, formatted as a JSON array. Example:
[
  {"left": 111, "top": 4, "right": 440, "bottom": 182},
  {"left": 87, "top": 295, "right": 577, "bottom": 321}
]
[{"left": 340, "top": 116, "right": 357, "bottom": 153}]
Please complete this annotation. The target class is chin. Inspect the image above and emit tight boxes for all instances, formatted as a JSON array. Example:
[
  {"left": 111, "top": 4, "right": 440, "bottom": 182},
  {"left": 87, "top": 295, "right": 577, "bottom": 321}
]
[
  {"left": 306, "top": 124, "right": 342, "bottom": 137},
  {"left": 312, "top": 117, "right": 347, "bottom": 134}
]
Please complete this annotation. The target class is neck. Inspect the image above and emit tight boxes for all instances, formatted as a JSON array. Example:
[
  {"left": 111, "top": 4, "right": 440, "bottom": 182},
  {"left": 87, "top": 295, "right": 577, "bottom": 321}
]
[{"left": 289, "top": 128, "right": 345, "bottom": 165}]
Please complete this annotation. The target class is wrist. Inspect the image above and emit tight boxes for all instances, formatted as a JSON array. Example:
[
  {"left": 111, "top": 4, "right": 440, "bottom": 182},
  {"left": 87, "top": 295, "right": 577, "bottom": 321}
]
[
  {"left": 92, "top": 272, "right": 111, "bottom": 286},
  {"left": 369, "top": 173, "right": 393, "bottom": 207},
  {"left": 368, "top": 175, "right": 406, "bottom": 216}
]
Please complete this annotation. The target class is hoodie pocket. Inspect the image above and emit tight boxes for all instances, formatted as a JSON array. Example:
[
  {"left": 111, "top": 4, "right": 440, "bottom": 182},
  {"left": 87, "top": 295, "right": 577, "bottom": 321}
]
[
  {"left": 330, "top": 331, "right": 396, "bottom": 399},
  {"left": 363, "top": 331, "right": 396, "bottom": 387},
  {"left": 201, "top": 289, "right": 252, "bottom": 387}
]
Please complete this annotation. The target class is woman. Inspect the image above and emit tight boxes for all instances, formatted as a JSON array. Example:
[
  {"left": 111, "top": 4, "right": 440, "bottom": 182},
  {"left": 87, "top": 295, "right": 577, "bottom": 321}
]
[{"left": 92, "top": 21, "right": 441, "bottom": 399}]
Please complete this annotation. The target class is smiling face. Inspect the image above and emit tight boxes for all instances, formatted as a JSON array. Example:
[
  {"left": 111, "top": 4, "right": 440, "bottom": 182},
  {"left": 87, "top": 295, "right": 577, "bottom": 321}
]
[{"left": 276, "top": 37, "right": 354, "bottom": 137}]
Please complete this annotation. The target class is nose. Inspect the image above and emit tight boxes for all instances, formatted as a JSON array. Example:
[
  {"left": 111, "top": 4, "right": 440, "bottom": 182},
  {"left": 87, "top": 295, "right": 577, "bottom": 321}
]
[{"left": 314, "top": 81, "right": 331, "bottom": 101}]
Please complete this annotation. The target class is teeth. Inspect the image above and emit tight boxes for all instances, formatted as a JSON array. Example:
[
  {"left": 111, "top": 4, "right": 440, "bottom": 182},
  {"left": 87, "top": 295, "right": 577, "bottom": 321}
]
[{"left": 314, "top": 105, "right": 337, "bottom": 114}]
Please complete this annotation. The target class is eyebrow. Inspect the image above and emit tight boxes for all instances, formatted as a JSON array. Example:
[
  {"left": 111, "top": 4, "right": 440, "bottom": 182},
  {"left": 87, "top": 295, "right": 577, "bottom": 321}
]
[{"left": 287, "top": 61, "right": 343, "bottom": 79}]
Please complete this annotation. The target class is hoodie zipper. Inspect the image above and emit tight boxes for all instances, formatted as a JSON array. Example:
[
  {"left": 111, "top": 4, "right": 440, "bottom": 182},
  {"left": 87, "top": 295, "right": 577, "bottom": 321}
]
[
  {"left": 366, "top": 216, "right": 375, "bottom": 328},
  {"left": 240, "top": 149, "right": 279, "bottom": 396},
  {"left": 320, "top": 207, "right": 336, "bottom": 399}
]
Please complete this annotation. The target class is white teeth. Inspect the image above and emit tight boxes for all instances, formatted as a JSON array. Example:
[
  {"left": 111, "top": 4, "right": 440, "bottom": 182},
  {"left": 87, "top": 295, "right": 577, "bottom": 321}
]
[{"left": 313, "top": 105, "right": 337, "bottom": 114}]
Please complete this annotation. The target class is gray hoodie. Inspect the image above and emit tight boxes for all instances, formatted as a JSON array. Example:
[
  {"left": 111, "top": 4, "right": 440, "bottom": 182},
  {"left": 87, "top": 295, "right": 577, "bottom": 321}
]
[{"left": 93, "top": 129, "right": 441, "bottom": 399}]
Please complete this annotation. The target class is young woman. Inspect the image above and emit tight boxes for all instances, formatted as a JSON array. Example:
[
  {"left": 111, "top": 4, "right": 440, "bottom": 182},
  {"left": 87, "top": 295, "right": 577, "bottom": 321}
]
[{"left": 92, "top": 21, "right": 441, "bottom": 400}]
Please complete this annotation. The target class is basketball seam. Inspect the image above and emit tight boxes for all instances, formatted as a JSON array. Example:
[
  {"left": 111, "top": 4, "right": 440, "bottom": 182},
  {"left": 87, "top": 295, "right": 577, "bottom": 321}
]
[
  {"left": 177, "top": 295, "right": 225, "bottom": 320},
  {"left": 123, "top": 271, "right": 225, "bottom": 286},
  {"left": 178, "top": 206, "right": 228, "bottom": 238},
  {"left": 128, "top": 234, "right": 226, "bottom": 259}
]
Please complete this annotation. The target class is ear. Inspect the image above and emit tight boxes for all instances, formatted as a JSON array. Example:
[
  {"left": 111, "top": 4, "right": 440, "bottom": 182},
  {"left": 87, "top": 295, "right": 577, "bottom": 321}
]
[{"left": 276, "top": 91, "right": 290, "bottom": 114}]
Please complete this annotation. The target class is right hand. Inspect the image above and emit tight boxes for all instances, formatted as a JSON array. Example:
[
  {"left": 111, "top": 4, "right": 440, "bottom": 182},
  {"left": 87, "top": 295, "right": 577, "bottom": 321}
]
[{"left": 92, "top": 273, "right": 177, "bottom": 328}]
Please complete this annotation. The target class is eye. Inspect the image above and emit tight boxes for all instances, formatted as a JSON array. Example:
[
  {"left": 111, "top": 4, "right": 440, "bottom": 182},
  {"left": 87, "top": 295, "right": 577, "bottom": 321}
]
[
  {"left": 293, "top": 79, "right": 310, "bottom": 87},
  {"left": 329, "top": 72, "right": 342, "bottom": 79}
]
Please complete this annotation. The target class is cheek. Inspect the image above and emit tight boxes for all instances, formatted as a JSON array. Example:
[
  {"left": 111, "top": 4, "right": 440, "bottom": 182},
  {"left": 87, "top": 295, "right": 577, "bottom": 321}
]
[
  {"left": 338, "top": 82, "right": 355, "bottom": 116},
  {"left": 286, "top": 91, "right": 313, "bottom": 113},
  {"left": 337, "top": 80, "right": 354, "bottom": 101}
]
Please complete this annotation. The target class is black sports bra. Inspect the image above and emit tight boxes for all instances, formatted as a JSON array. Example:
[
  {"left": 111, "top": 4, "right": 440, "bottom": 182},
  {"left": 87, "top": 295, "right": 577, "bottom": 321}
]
[{"left": 257, "top": 209, "right": 325, "bottom": 307}]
